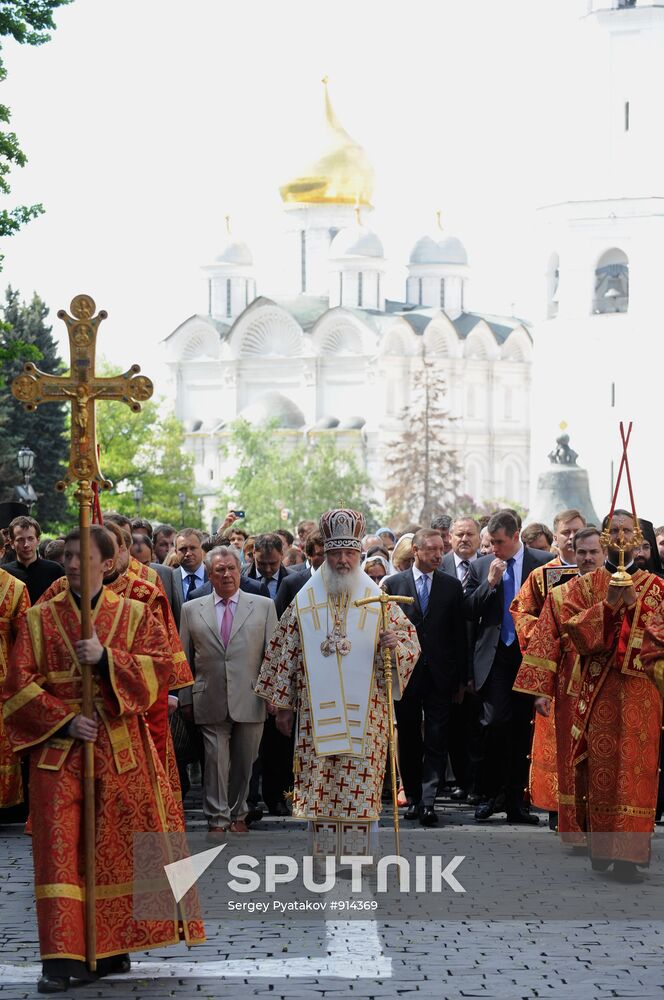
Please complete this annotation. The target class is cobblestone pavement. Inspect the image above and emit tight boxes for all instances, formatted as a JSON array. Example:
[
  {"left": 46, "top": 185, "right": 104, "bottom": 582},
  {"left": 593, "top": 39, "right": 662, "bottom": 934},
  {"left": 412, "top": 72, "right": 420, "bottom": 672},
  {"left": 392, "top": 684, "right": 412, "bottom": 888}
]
[{"left": 1, "top": 795, "right": 663, "bottom": 1000}]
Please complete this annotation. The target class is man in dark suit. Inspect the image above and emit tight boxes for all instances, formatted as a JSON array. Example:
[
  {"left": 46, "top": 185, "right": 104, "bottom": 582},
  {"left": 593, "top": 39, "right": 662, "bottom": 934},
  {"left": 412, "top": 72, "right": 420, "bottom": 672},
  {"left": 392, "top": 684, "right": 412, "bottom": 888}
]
[
  {"left": 464, "top": 510, "right": 553, "bottom": 824},
  {"left": 274, "top": 531, "right": 325, "bottom": 618},
  {"left": 383, "top": 528, "right": 466, "bottom": 826},
  {"left": 244, "top": 533, "right": 294, "bottom": 816},
  {"left": 441, "top": 517, "right": 482, "bottom": 803},
  {"left": 245, "top": 533, "right": 292, "bottom": 599}
]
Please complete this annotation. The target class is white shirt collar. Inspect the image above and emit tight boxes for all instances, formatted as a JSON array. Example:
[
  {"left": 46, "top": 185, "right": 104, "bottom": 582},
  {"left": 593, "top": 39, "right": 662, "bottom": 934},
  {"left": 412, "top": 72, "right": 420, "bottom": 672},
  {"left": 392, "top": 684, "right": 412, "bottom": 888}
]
[
  {"left": 453, "top": 552, "right": 476, "bottom": 568},
  {"left": 181, "top": 563, "right": 204, "bottom": 582},
  {"left": 214, "top": 589, "right": 240, "bottom": 606},
  {"left": 412, "top": 564, "right": 433, "bottom": 582}
]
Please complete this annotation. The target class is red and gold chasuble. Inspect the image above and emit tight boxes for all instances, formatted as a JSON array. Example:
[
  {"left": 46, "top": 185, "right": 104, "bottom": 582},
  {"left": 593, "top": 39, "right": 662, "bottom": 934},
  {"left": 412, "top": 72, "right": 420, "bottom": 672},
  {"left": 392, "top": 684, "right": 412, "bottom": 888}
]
[
  {"left": 0, "top": 568, "right": 30, "bottom": 808},
  {"left": 129, "top": 556, "right": 162, "bottom": 590},
  {"left": 1, "top": 589, "right": 205, "bottom": 962},
  {"left": 256, "top": 599, "right": 419, "bottom": 858},
  {"left": 561, "top": 567, "right": 664, "bottom": 863},
  {"left": 514, "top": 583, "right": 584, "bottom": 843},
  {"left": 37, "top": 573, "right": 191, "bottom": 773},
  {"left": 510, "top": 557, "right": 562, "bottom": 811}
]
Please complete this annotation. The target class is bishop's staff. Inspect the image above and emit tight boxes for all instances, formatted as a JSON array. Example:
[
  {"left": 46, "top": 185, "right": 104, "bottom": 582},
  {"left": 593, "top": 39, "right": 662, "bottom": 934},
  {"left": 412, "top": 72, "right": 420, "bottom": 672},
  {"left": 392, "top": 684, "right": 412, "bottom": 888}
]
[
  {"left": 354, "top": 592, "right": 414, "bottom": 856},
  {"left": 12, "top": 294, "right": 153, "bottom": 973}
]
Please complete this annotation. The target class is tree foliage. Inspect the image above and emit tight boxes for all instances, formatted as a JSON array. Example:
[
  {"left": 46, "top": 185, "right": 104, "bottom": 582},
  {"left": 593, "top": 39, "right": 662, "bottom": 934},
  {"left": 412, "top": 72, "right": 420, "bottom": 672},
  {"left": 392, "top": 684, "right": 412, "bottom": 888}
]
[
  {"left": 0, "top": 0, "right": 71, "bottom": 263},
  {"left": 219, "top": 420, "right": 376, "bottom": 534},
  {"left": 0, "top": 287, "right": 67, "bottom": 525},
  {"left": 385, "top": 357, "right": 464, "bottom": 526},
  {"left": 93, "top": 365, "right": 199, "bottom": 527}
]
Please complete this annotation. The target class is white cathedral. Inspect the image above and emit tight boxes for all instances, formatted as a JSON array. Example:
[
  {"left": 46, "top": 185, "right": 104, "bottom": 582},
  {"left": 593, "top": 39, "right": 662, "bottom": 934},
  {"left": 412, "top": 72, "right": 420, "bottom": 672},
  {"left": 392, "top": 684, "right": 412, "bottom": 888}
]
[
  {"left": 166, "top": 0, "right": 663, "bottom": 526},
  {"left": 164, "top": 81, "right": 533, "bottom": 522}
]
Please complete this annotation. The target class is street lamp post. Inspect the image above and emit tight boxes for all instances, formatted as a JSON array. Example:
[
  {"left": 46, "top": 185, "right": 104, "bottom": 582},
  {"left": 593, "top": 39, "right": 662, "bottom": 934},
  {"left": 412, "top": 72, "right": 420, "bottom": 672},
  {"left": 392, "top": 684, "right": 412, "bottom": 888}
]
[
  {"left": 133, "top": 483, "right": 144, "bottom": 517},
  {"left": 178, "top": 491, "right": 186, "bottom": 527},
  {"left": 16, "top": 446, "right": 37, "bottom": 514}
]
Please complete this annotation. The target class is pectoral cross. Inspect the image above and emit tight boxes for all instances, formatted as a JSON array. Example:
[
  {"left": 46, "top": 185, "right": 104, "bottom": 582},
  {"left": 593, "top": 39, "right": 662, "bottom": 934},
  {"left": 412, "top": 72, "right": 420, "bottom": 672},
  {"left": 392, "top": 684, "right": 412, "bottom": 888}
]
[
  {"left": 11, "top": 293, "right": 153, "bottom": 974},
  {"left": 12, "top": 293, "right": 153, "bottom": 492}
]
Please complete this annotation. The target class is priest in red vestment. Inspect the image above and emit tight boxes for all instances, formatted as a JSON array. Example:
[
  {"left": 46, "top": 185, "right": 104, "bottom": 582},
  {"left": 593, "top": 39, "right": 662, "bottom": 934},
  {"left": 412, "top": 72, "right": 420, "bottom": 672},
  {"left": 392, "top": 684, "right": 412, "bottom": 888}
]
[
  {"left": 2, "top": 525, "right": 204, "bottom": 993},
  {"left": 553, "top": 511, "right": 664, "bottom": 881}
]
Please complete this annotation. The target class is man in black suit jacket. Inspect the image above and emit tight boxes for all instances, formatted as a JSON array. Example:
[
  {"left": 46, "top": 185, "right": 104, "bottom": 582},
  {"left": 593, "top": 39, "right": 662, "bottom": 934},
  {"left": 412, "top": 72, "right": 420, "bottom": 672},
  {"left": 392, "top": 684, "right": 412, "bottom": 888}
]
[
  {"left": 464, "top": 510, "right": 553, "bottom": 823},
  {"left": 441, "top": 517, "right": 482, "bottom": 803},
  {"left": 245, "top": 533, "right": 292, "bottom": 601},
  {"left": 383, "top": 528, "right": 466, "bottom": 826},
  {"left": 274, "top": 531, "right": 325, "bottom": 618}
]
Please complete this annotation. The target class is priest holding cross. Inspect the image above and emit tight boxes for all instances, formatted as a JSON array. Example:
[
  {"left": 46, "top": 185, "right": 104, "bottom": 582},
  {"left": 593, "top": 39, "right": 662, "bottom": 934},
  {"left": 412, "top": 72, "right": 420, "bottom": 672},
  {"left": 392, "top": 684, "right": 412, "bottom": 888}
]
[
  {"left": 2, "top": 296, "right": 205, "bottom": 993},
  {"left": 255, "top": 507, "right": 420, "bottom": 860},
  {"left": 520, "top": 423, "right": 664, "bottom": 883}
]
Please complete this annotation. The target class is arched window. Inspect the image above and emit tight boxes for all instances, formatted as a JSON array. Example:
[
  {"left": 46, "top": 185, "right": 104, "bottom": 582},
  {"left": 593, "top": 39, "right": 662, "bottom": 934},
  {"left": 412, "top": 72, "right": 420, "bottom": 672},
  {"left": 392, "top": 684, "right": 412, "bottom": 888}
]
[
  {"left": 593, "top": 248, "right": 628, "bottom": 315},
  {"left": 226, "top": 279, "right": 231, "bottom": 318},
  {"left": 466, "top": 459, "right": 483, "bottom": 501},
  {"left": 547, "top": 252, "right": 559, "bottom": 318},
  {"left": 440, "top": 279, "right": 446, "bottom": 310},
  {"left": 504, "top": 462, "right": 518, "bottom": 500},
  {"left": 418, "top": 277, "right": 423, "bottom": 306},
  {"left": 358, "top": 271, "right": 364, "bottom": 308}
]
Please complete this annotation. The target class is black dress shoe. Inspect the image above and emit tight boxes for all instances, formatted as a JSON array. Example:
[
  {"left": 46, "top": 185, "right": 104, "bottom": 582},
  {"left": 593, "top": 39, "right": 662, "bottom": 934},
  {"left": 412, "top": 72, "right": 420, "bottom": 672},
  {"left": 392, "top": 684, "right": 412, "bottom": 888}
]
[
  {"left": 404, "top": 802, "right": 421, "bottom": 820},
  {"left": 245, "top": 806, "right": 264, "bottom": 826},
  {"left": 591, "top": 857, "right": 612, "bottom": 872},
  {"left": 610, "top": 860, "right": 643, "bottom": 883},
  {"left": 37, "top": 975, "right": 70, "bottom": 994},
  {"left": 467, "top": 792, "right": 482, "bottom": 806},
  {"left": 474, "top": 799, "right": 495, "bottom": 821},
  {"left": 420, "top": 806, "right": 438, "bottom": 827},
  {"left": 506, "top": 808, "right": 540, "bottom": 825},
  {"left": 450, "top": 787, "right": 468, "bottom": 802}
]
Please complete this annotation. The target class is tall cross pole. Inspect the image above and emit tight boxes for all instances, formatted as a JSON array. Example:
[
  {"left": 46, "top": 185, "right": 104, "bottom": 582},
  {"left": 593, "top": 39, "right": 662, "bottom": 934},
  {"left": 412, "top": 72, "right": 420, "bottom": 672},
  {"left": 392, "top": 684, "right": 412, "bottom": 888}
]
[
  {"left": 354, "top": 592, "right": 414, "bottom": 856},
  {"left": 11, "top": 293, "right": 153, "bottom": 972}
]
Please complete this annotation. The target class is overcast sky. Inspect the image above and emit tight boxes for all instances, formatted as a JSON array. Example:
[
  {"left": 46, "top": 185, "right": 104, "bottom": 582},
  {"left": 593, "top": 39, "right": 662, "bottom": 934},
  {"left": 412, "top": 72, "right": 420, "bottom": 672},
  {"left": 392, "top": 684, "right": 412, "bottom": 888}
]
[{"left": 1, "top": 0, "right": 607, "bottom": 382}]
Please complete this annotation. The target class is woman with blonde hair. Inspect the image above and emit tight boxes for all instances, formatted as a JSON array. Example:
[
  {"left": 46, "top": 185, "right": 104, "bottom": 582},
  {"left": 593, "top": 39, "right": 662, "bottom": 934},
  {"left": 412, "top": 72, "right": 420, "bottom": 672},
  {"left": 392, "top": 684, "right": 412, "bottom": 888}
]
[{"left": 391, "top": 532, "right": 415, "bottom": 572}]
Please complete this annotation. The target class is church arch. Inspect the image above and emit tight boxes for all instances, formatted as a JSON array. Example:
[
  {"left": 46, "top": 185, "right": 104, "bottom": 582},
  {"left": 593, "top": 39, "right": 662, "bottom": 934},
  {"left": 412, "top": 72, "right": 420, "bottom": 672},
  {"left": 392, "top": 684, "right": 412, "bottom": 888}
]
[
  {"left": 231, "top": 302, "right": 304, "bottom": 358},
  {"left": 501, "top": 327, "right": 531, "bottom": 363},
  {"left": 501, "top": 455, "right": 525, "bottom": 502},
  {"left": 423, "top": 315, "right": 460, "bottom": 358},
  {"left": 312, "top": 309, "right": 374, "bottom": 356},
  {"left": 180, "top": 326, "right": 219, "bottom": 361},
  {"left": 593, "top": 247, "right": 629, "bottom": 315},
  {"left": 465, "top": 455, "right": 485, "bottom": 502},
  {"left": 464, "top": 321, "right": 497, "bottom": 361}
]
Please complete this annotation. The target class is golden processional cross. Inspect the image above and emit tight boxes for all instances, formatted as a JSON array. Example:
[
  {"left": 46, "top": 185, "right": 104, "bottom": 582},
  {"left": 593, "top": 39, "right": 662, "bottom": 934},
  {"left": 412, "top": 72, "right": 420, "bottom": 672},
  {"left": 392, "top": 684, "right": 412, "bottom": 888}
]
[{"left": 11, "top": 293, "right": 153, "bottom": 972}]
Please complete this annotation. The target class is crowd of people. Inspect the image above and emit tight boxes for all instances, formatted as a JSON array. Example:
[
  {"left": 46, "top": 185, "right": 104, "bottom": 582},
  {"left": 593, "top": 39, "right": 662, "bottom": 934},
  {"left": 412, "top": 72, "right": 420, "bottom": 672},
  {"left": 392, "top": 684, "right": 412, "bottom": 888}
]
[{"left": 1, "top": 499, "right": 664, "bottom": 991}]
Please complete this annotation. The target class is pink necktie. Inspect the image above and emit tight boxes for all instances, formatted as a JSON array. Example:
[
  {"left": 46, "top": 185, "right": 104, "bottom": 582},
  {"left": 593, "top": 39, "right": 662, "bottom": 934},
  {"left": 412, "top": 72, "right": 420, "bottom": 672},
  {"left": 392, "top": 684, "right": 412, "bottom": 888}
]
[{"left": 220, "top": 599, "right": 233, "bottom": 647}]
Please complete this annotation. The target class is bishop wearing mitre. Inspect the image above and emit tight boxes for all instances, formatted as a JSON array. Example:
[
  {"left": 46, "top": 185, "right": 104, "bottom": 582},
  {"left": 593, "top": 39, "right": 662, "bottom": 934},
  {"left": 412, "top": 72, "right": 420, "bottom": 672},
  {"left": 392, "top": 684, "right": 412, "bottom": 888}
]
[{"left": 255, "top": 508, "right": 420, "bottom": 859}]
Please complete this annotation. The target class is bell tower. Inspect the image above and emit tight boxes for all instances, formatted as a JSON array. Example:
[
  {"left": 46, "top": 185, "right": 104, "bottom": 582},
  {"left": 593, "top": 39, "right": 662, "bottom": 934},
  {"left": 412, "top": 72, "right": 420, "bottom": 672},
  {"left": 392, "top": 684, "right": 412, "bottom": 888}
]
[{"left": 528, "top": 1, "right": 664, "bottom": 519}]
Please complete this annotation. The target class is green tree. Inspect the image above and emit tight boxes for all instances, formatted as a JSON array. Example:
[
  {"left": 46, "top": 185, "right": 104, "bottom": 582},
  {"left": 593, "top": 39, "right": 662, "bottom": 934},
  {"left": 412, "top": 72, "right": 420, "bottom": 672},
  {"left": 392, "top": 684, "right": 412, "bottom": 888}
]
[
  {"left": 0, "top": 288, "right": 67, "bottom": 525},
  {"left": 219, "top": 420, "right": 375, "bottom": 533},
  {"left": 93, "top": 372, "right": 199, "bottom": 527},
  {"left": 0, "top": 1, "right": 71, "bottom": 266},
  {"left": 385, "top": 356, "right": 463, "bottom": 526}
]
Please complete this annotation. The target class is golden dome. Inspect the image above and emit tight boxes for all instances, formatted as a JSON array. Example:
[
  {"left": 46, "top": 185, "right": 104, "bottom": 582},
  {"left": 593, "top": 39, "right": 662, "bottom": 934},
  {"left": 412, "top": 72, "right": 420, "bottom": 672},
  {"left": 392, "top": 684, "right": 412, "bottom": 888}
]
[{"left": 280, "top": 79, "right": 375, "bottom": 207}]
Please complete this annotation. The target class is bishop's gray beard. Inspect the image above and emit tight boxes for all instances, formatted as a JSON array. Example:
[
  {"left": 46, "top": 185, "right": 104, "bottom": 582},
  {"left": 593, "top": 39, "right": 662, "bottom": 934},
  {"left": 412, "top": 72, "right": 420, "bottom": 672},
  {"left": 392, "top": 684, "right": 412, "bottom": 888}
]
[{"left": 322, "top": 560, "right": 363, "bottom": 596}]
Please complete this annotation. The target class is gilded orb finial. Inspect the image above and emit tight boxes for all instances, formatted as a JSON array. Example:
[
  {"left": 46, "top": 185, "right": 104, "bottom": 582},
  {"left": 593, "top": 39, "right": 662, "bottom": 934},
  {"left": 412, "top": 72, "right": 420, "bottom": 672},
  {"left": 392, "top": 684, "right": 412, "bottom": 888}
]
[{"left": 559, "top": 420, "right": 568, "bottom": 431}]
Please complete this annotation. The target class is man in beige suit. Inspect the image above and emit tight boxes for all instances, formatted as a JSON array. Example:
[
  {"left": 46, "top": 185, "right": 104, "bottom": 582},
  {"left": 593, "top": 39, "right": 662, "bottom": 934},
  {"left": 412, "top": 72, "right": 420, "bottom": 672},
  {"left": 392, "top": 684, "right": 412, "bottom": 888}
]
[{"left": 179, "top": 545, "right": 277, "bottom": 839}]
